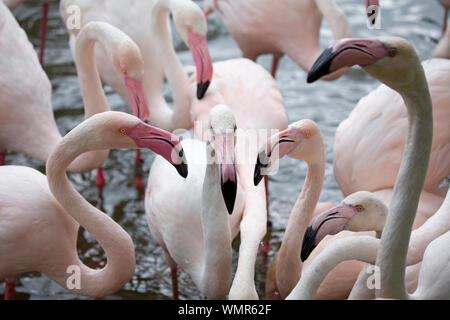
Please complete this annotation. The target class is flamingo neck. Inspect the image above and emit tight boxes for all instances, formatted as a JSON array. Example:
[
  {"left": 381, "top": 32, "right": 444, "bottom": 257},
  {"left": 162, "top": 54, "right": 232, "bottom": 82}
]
[
  {"left": 287, "top": 236, "right": 379, "bottom": 300},
  {"left": 198, "top": 160, "right": 233, "bottom": 298},
  {"left": 150, "top": 0, "right": 192, "bottom": 131},
  {"left": 46, "top": 124, "right": 135, "bottom": 297},
  {"left": 276, "top": 150, "right": 325, "bottom": 297},
  {"left": 375, "top": 69, "right": 433, "bottom": 299}
]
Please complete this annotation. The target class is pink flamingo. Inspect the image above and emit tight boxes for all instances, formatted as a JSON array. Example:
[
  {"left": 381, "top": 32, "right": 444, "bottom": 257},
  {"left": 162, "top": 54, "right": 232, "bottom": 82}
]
[
  {"left": 188, "top": 59, "right": 288, "bottom": 299},
  {"left": 253, "top": 119, "right": 326, "bottom": 300},
  {"left": 60, "top": 0, "right": 214, "bottom": 189},
  {"left": 203, "top": 0, "right": 352, "bottom": 78},
  {"left": 0, "top": 111, "right": 187, "bottom": 300},
  {"left": 289, "top": 189, "right": 450, "bottom": 300},
  {"left": 146, "top": 104, "right": 238, "bottom": 299},
  {"left": 2, "top": 0, "right": 49, "bottom": 64},
  {"left": 302, "top": 36, "right": 436, "bottom": 299},
  {"left": 300, "top": 190, "right": 450, "bottom": 299},
  {"left": 0, "top": 3, "right": 148, "bottom": 196}
]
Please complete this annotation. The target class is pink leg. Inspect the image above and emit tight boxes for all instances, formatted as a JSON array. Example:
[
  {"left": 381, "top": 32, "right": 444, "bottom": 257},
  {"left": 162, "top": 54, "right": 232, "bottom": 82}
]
[
  {"left": 260, "top": 175, "right": 272, "bottom": 257},
  {"left": 0, "top": 151, "right": 6, "bottom": 166},
  {"left": 171, "top": 267, "right": 179, "bottom": 300},
  {"left": 95, "top": 167, "right": 106, "bottom": 199},
  {"left": 39, "top": 2, "right": 49, "bottom": 66},
  {"left": 271, "top": 55, "right": 280, "bottom": 78},
  {"left": 443, "top": 8, "right": 448, "bottom": 36},
  {"left": 4, "top": 280, "right": 15, "bottom": 300},
  {"left": 133, "top": 149, "right": 145, "bottom": 193}
]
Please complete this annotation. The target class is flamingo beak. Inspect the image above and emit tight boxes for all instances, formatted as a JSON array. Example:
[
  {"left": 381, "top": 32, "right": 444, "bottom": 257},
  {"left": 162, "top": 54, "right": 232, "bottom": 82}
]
[
  {"left": 301, "top": 203, "right": 355, "bottom": 261},
  {"left": 188, "top": 31, "right": 213, "bottom": 99},
  {"left": 254, "top": 128, "right": 304, "bottom": 186},
  {"left": 307, "top": 38, "right": 391, "bottom": 83},
  {"left": 214, "top": 132, "right": 237, "bottom": 214},
  {"left": 126, "top": 122, "right": 188, "bottom": 178},
  {"left": 124, "top": 74, "right": 151, "bottom": 121}
]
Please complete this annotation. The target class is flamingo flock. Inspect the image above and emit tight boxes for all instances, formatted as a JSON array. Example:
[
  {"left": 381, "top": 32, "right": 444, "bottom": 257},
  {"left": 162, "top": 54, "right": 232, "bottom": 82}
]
[{"left": 1, "top": 0, "right": 449, "bottom": 301}]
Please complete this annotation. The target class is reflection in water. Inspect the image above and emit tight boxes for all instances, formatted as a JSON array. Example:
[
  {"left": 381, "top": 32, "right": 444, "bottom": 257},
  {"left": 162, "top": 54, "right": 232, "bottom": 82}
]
[{"left": 1, "top": 0, "right": 444, "bottom": 299}]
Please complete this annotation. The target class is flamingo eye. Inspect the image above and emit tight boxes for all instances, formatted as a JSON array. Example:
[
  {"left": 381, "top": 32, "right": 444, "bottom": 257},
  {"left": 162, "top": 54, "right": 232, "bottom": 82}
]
[
  {"left": 355, "top": 205, "right": 364, "bottom": 212},
  {"left": 305, "top": 130, "right": 311, "bottom": 138},
  {"left": 119, "top": 128, "right": 127, "bottom": 135}
]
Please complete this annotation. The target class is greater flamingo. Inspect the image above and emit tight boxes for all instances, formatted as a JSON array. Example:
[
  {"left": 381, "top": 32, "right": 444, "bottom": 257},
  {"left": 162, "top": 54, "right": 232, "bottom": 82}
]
[
  {"left": 145, "top": 104, "right": 238, "bottom": 299},
  {"left": 60, "top": 0, "right": 213, "bottom": 188},
  {"left": 253, "top": 119, "right": 326, "bottom": 300},
  {"left": 0, "top": 111, "right": 188, "bottom": 300},
  {"left": 303, "top": 36, "right": 436, "bottom": 299},
  {"left": 287, "top": 190, "right": 450, "bottom": 300},
  {"left": 188, "top": 59, "right": 288, "bottom": 299},
  {"left": 203, "top": 0, "right": 352, "bottom": 78},
  {"left": 0, "top": 5, "right": 148, "bottom": 196}
]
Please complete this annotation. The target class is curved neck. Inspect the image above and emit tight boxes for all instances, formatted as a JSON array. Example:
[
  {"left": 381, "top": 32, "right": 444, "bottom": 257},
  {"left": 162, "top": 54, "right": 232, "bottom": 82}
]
[
  {"left": 151, "top": 0, "right": 192, "bottom": 130},
  {"left": 276, "top": 147, "right": 325, "bottom": 297},
  {"left": 375, "top": 69, "right": 433, "bottom": 299},
  {"left": 46, "top": 127, "right": 135, "bottom": 297},
  {"left": 66, "top": 25, "right": 117, "bottom": 172},
  {"left": 287, "top": 236, "right": 379, "bottom": 300},
  {"left": 198, "top": 161, "right": 232, "bottom": 298}
]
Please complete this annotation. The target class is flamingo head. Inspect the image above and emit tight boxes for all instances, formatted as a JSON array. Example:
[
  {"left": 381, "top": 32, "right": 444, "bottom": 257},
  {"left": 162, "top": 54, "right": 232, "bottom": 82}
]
[
  {"left": 254, "top": 120, "right": 323, "bottom": 186},
  {"left": 95, "top": 112, "right": 188, "bottom": 178},
  {"left": 301, "top": 191, "right": 387, "bottom": 261},
  {"left": 172, "top": 2, "right": 213, "bottom": 99},
  {"left": 207, "top": 104, "right": 237, "bottom": 214},
  {"left": 307, "top": 37, "right": 421, "bottom": 92}
]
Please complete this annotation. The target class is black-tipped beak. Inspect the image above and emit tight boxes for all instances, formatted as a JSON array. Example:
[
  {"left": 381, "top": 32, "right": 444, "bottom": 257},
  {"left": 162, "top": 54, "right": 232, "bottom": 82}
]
[
  {"left": 197, "top": 81, "right": 210, "bottom": 99},
  {"left": 221, "top": 175, "right": 237, "bottom": 215},
  {"left": 307, "top": 47, "right": 334, "bottom": 83},
  {"left": 174, "top": 162, "right": 188, "bottom": 179},
  {"left": 301, "top": 225, "right": 318, "bottom": 262},
  {"left": 254, "top": 151, "right": 269, "bottom": 186}
]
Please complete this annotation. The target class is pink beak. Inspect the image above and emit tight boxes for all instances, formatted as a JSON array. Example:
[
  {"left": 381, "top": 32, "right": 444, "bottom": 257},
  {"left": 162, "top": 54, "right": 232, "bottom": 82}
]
[
  {"left": 188, "top": 31, "right": 213, "bottom": 99},
  {"left": 214, "top": 132, "right": 237, "bottom": 214},
  {"left": 301, "top": 203, "right": 356, "bottom": 261},
  {"left": 127, "top": 122, "right": 188, "bottom": 178},
  {"left": 124, "top": 74, "right": 151, "bottom": 121},
  {"left": 307, "top": 38, "right": 391, "bottom": 83}
]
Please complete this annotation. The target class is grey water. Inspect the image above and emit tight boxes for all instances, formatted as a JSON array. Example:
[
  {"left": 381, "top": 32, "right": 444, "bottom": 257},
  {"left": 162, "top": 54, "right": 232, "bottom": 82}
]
[{"left": 0, "top": 0, "right": 444, "bottom": 299}]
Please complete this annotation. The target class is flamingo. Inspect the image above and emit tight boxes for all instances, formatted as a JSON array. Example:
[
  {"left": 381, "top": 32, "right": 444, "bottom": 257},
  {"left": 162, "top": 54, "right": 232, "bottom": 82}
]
[
  {"left": 60, "top": 0, "right": 214, "bottom": 189},
  {"left": 203, "top": 0, "right": 352, "bottom": 78},
  {"left": 0, "top": 3, "right": 148, "bottom": 196},
  {"left": 253, "top": 119, "right": 326, "bottom": 300},
  {"left": 2, "top": 0, "right": 49, "bottom": 65},
  {"left": 187, "top": 59, "right": 288, "bottom": 299},
  {"left": 300, "top": 36, "right": 436, "bottom": 299},
  {"left": 287, "top": 190, "right": 450, "bottom": 300},
  {"left": 145, "top": 104, "right": 238, "bottom": 299},
  {"left": 0, "top": 111, "right": 188, "bottom": 300},
  {"left": 301, "top": 190, "right": 450, "bottom": 299}
]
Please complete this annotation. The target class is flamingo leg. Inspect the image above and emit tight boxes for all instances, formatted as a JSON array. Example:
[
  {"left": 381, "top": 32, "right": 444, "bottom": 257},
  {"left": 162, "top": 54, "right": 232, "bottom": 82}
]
[
  {"left": 260, "top": 175, "right": 271, "bottom": 256},
  {"left": 4, "top": 280, "right": 15, "bottom": 300},
  {"left": 171, "top": 267, "right": 179, "bottom": 300},
  {"left": 443, "top": 8, "right": 448, "bottom": 36},
  {"left": 133, "top": 149, "right": 145, "bottom": 193},
  {"left": 270, "top": 55, "right": 280, "bottom": 78},
  {"left": 95, "top": 167, "right": 106, "bottom": 201},
  {"left": 39, "top": 1, "right": 49, "bottom": 66},
  {"left": 0, "top": 151, "right": 6, "bottom": 166}
]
